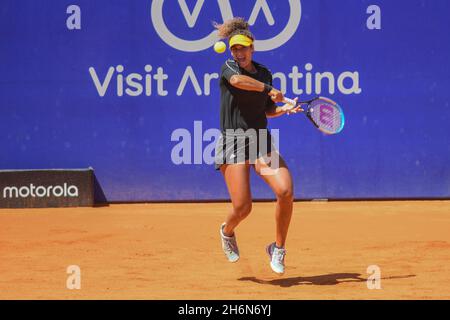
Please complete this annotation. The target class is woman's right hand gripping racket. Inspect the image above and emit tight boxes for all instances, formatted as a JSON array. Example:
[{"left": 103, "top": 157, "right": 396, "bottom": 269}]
[{"left": 283, "top": 96, "right": 345, "bottom": 135}]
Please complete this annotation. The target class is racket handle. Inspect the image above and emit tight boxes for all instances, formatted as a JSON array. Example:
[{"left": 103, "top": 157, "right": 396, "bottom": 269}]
[{"left": 283, "top": 97, "right": 297, "bottom": 106}]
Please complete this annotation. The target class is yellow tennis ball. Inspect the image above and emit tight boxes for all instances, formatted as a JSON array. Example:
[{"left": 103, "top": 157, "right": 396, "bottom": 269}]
[{"left": 214, "top": 41, "right": 226, "bottom": 53}]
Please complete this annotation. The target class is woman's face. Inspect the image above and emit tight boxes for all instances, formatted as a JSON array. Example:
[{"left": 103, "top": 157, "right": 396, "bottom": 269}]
[{"left": 230, "top": 44, "right": 254, "bottom": 70}]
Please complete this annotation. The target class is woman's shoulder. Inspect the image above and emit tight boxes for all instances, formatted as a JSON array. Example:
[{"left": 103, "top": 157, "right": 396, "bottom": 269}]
[
  {"left": 221, "top": 59, "right": 239, "bottom": 69},
  {"left": 221, "top": 59, "right": 241, "bottom": 75}
]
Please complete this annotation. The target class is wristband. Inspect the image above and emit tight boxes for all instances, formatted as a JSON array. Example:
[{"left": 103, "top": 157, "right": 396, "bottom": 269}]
[{"left": 263, "top": 83, "right": 273, "bottom": 94}]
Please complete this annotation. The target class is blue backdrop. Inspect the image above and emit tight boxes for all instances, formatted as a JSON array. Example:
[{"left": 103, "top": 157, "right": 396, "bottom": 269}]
[{"left": 1, "top": 0, "right": 449, "bottom": 201}]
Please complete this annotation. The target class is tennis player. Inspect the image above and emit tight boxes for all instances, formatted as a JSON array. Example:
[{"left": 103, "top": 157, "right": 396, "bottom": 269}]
[{"left": 214, "top": 18, "right": 301, "bottom": 275}]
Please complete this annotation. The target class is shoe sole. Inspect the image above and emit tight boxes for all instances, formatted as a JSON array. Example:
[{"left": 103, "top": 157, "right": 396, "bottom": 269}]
[{"left": 270, "top": 262, "right": 285, "bottom": 275}]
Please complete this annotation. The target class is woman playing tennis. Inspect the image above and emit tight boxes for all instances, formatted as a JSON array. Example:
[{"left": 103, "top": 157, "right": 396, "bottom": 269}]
[{"left": 214, "top": 18, "right": 301, "bottom": 275}]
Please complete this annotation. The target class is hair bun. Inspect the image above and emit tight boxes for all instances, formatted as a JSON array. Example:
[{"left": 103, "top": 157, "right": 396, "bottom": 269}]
[{"left": 213, "top": 17, "right": 253, "bottom": 40}]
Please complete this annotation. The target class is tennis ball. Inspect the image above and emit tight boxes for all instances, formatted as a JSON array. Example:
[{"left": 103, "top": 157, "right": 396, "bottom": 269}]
[{"left": 214, "top": 41, "right": 226, "bottom": 54}]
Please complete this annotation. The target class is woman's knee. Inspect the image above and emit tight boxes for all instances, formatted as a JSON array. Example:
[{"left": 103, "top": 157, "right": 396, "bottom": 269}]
[
  {"left": 276, "top": 185, "right": 294, "bottom": 201},
  {"left": 233, "top": 202, "right": 252, "bottom": 219}
]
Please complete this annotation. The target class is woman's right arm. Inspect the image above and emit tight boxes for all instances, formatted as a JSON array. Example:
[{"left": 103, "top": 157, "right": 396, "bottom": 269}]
[{"left": 229, "top": 75, "right": 284, "bottom": 103}]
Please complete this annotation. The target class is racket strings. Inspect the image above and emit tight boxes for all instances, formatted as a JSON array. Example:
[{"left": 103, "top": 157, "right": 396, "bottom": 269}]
[{"left": 309, "top": 100, "right": 344, "bottom": 134}]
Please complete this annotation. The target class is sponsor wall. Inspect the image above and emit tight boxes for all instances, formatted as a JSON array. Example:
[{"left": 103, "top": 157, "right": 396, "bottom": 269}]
[{"left": 1, "top": 0, "right": 449, "bottom": 201}]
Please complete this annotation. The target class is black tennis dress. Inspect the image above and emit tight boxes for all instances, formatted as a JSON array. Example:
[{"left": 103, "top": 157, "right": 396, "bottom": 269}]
[{"left": 214, "top": 59, "right": 277, "bottom": 170}]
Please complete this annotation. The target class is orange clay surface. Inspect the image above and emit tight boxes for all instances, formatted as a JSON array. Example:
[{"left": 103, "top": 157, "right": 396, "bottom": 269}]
[{"left": 1, "top": 201, "right": 450, "bottom": 300}]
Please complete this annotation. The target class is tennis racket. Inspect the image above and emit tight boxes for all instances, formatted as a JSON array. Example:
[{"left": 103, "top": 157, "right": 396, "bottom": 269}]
[{"left": 283, "top": 96, "right": 345, "bottom": 135}]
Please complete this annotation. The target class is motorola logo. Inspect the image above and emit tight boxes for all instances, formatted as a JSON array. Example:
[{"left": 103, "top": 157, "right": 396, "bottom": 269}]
[{"left": 2, "top": 183, "right": 79, "bottom": 198}]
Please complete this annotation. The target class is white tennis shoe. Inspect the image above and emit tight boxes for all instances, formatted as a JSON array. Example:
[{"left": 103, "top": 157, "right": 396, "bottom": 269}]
[
  {"left": 266, "top": 242, "right": 286, "bottom": 275},
  {"left": 220, "top": 223, "right": 240, "bottom": 262}
]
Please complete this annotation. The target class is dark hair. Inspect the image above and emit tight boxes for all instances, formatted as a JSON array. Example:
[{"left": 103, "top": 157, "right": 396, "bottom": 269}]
[{"left": 213, "top": 17, "right": 255, "bottom": 41}]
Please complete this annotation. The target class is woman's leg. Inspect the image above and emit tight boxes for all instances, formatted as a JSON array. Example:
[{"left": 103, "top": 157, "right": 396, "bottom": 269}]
[
  {"left": 220, "top": 163, "right": 252, "bottom": 236},
  {"left": 253, "top": 153, "right": 294, "bottom": 248}
]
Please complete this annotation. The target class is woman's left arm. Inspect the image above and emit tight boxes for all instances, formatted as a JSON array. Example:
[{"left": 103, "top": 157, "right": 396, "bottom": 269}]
[
  {"left": 266, "top": 99, "right": 303, "bottom": 118},
  {"left": 265, "top": 104, "right": 290, "bottom": 118}
]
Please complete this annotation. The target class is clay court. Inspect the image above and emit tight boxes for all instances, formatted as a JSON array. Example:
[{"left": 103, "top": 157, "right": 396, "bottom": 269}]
[{"left": 1, "top": 200, "right": 449, "bottom": 300}]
